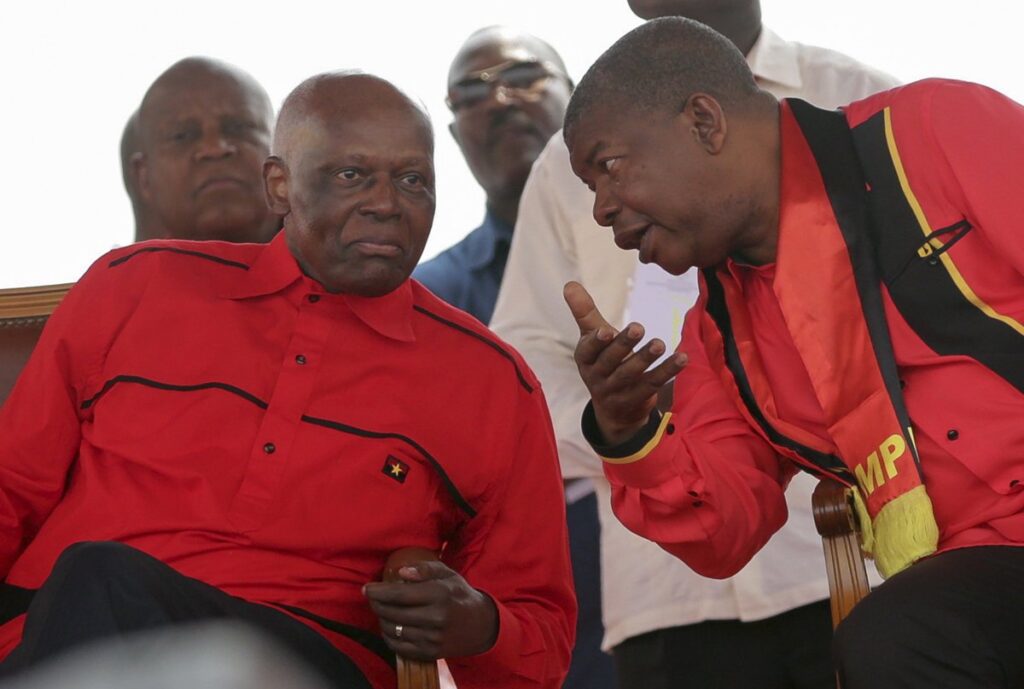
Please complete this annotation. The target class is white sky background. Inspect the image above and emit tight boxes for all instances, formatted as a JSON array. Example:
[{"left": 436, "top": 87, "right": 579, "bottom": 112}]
[{"left": 1, "top": 0, "right": 1020, "bottom": 288}]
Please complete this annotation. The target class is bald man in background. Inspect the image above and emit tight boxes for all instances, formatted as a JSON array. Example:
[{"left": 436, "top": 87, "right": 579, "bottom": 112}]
[
  {"left": 0, "top": 72, "right": 573, "bottom": 689},
  {"left": 118, "top": 110, "right": 161, "bottom": 241},
  {"left": 126, "top": 57, "right": 280, "bottom": 243}
]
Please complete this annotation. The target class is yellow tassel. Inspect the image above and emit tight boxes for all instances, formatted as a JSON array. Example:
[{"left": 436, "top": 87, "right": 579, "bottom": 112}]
[
  {"left": 850, "top": 487, "right": 874, "bottom": 555},
  {"left": 870, "top": 485, "right": 939, "bottom": 578}
]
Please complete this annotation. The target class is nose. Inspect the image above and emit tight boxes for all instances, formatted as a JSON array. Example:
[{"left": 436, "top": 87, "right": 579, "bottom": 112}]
[
  {"left": 359, "top": 178, "right": 401, "bottom": 220},
  {"left": 592, "top": 178, "right": 621, "bottom": 227},
  {"left": 194, "top": 130, "right": 236, "bottom": 161}
]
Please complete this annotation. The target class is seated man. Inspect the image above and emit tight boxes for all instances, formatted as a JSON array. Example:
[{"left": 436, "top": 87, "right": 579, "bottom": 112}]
[
  {"left": 0, "top": 72, "right": 574, "bottom": 689},
  {"left": 562, "top": 17, "right": 1024, "bottom": 689},
  {"left": 127, "top": 57, "right": 282, "bottom": 243}
]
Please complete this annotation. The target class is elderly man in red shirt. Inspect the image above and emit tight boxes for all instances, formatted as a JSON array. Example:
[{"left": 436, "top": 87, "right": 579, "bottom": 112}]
[
  {"left": 0, "top": 72, "right": 574, "bottom": 689},
  {"left": 562, "top": 18, "right": 1024, "bottom": 689}
]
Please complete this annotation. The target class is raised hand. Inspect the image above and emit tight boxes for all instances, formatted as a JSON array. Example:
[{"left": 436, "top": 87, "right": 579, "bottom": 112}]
[{"left": 563, "top": 281, "right": 687, "bottom": 446}]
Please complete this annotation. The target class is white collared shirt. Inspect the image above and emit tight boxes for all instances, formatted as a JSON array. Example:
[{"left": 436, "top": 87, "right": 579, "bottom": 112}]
[{"left": 490, "top": 27, "right": 898, "bottom": 650}]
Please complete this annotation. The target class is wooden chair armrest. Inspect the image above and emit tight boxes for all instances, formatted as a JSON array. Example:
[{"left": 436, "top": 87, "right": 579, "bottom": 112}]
[
  {"left": 384, "top": 548, "right": 442, "bottom": 689},
  {"left": 812, "top": 479, "right": 871, "bottom": 629}
]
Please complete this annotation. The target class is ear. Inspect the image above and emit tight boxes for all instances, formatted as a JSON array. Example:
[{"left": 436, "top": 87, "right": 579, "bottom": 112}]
[
  {"left": 132, "top": 152, "right": 152, "bottom": 202},
  {"left": 448, "top": 121, "right": 460, "bottom": 147},
  {"left": 684, "top": 93, "right": 727, "bottom": 155},
  {"left": 263, "top": 156, "right": 291, "bottom": 216}
]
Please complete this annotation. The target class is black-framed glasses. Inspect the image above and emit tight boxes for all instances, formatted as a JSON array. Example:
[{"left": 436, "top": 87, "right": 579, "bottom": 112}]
[{"left": 446, "top": 59, "right": 565, "bottom": 112}]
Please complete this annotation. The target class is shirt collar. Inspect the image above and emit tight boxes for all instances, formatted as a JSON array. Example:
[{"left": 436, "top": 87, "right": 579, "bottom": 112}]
[
  {"left": 464, "top": 209, "right": 514, "bottom": 271},
  {"left": 216, "top": 230, "right": 416, "bottom": 343},
  {"left": 746, "top": 26, "right": 802, "bottom": 91}
]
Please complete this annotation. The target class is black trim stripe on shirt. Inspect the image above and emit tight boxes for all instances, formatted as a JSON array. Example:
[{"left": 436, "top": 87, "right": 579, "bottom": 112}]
[
  {"left": 81, "top": 375, "right": 268, "bottom": 411},
  {"left": 849, "top": 109, "right": 1024, "bottom": 395},
  {"left": 412, "top": 305, "right": 534, "bottom": 393},
  {"left": 301, "top": 414, "right": 477, "bottom": 518},
  {"left": 108, "top": 246, "right": 251, "bottom": 271},
  {"left": 788, "top": 100, "right": 922, "bottom": 473},
  {"left": 79, "top": 375, "right": 476, "bottom": 518},
  {"left": 701, "top": 267, "right": 853, "bottom": 484},
  {"left": 274, "top": 603, "right": 396, "bottom": 668}
]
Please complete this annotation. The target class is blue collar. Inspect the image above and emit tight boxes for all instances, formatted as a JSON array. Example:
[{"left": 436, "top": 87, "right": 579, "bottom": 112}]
[{"left": 463, "top": 209, "right": 513, "bottom": 271}]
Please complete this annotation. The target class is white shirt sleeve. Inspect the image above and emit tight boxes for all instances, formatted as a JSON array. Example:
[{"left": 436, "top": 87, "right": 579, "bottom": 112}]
[{"left": 491, "top": 136, "right": 605, "bottom": 480}]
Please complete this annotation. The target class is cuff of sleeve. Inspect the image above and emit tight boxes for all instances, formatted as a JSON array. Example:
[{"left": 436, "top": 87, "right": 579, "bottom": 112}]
[
  {"left": 581, "top": 403, "right": 671, "bottom": 464},
  {"left": 456, "top": 591, "right": 525, "bottom": 673}
]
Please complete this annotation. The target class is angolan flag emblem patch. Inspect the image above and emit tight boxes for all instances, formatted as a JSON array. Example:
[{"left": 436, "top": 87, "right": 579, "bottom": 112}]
[{"left": 382, "top": 456, "right": 410, "bottom": 484}]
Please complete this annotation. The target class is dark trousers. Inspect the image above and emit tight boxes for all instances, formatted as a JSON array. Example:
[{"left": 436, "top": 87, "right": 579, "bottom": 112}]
[
  {"left": 612, "top": 598, "right": 834, "bottom": 689},
  {"left": 834, "top": 545, "right": 1024, "bottom": 689},
  {"left": 0, "top": 541, "right": 371, "bottom": 689},
  {"left": 563, "top": 489, "right": 617, "bottom": 689}
]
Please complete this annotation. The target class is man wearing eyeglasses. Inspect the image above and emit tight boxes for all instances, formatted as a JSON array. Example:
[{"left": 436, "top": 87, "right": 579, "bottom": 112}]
[
  {"left": 414, "top": 27, "right": 612, "bottom": 689},
  {"left": 414, "top": 26, "right": 571, "bottom": 325}
]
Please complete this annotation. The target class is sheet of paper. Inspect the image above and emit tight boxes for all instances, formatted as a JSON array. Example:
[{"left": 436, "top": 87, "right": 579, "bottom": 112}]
[{"left": 623, "top": 261, "right": 700, "bottom": 366}]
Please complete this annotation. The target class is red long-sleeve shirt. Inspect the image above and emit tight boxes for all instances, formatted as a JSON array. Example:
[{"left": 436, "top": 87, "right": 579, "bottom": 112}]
[
  {"left": 0, "top": 233, "right": 575, "bottom": 688},
  {"left": 591, "top": 80, "right": 1024, "bottom": 579}
]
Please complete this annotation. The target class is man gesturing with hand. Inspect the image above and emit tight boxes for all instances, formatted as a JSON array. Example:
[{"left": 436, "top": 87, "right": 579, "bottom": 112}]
[{"left": 563, "top": 282, "right": 687, "bottom": 447}]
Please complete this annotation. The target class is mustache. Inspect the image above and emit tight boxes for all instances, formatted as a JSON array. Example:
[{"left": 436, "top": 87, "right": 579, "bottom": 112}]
[{"left": 485, "top": 107, "right": 542, "bottom": 147}]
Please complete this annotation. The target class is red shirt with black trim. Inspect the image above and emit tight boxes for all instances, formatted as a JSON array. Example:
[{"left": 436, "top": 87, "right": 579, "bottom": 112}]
[
  {"left": 588, "top": 80, "right": 1024, "bottom": 579},
  {"left": 0, "top": 232, "right": 575, "bottom": 688}
]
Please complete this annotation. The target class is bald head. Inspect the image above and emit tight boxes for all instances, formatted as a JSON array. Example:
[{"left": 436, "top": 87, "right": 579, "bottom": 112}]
[
  {"left": 447, "top": 26, "right": 569, "bottom": 90},
  {"left": 265, "top": 72, "right": 436, "bottom": 298},
  {"left": 273, "top": 72, "right": 432, "bottom": 169},
  {"left": 133, "top": 56, "right": 278, "bottom": 243}
]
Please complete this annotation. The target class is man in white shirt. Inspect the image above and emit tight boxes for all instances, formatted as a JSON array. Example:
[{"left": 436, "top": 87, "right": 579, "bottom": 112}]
[{"left": 490, "top": 1, "right": 898, "bottom": 686}]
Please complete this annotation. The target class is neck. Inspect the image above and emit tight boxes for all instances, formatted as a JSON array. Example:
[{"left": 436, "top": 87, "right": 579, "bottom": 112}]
[
  {"left": 730, "top": 100, "right": 780, "bottom": 266},
  {"left": 485, "top": 195, "right": 519, "bottom": 229}
]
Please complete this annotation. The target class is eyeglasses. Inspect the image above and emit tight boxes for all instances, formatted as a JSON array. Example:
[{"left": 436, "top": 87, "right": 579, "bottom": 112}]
[{"left": 446, "top": 59, "right": 565, "bottom": 112}]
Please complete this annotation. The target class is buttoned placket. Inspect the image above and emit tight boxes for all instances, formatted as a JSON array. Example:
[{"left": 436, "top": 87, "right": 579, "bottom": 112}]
[{"left": 228, "top": 289, "right": 335, "bottom": 531}]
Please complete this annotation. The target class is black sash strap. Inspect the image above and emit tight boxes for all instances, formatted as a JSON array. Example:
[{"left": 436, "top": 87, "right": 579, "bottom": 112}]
[
  {"left": 849, "top": 110, "right": 1024, "bottom": 395},
  {"left": 0, "top": 583, "right": 34, "bottom": 626}
]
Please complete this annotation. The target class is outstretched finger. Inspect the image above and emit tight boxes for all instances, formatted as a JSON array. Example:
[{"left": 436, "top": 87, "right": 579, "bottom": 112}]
[
  {"left": 642, "top": 351, "right": 689, "bottom": 390},
  {"left": 564, "top": 281, "right": 614, "bottom": 337},
  {"left": 608, "top": 337, "right": 668, "bottom": 382},
  {"left": 591, "top": 323, "right": 647, "bottom": 377}
]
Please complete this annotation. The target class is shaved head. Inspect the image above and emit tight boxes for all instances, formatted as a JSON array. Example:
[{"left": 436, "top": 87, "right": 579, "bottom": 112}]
[
  {"left": 265, "top": 72, "right": 436, "bottom": 297},
  {"left": 133, "top": 56, "right": 278, "bottom": 243},
  {"left": 564, "top": 17, "right": 763, "bottom": 141}
]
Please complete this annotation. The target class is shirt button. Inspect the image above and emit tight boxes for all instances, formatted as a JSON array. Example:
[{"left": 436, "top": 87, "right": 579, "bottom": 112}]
[
  {"left": 687, "top": 490, "right": 699, "bottom": 498},
  {"left": 946, "top": 429, "right": 959, "bottom": 441},
  {"left": 295, "top": 354, "right": 307, "bottom": 365},
  {"left": 307, "top": 295, "right": 320, "bottom": 303},
  {"left": 263, "top": 442, "right": 276, "bottom": 454},
  {"left": 1010, "top": 480, "right": 1020, "bottom": 490},
  {"left": 691, "top": 500, "right": 704, "bottom": 508},
  {"left": 666, "top": 423, "right": 676, "bottom": 435}
]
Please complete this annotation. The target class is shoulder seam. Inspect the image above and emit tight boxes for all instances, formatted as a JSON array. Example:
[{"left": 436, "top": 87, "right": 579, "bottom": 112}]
[
  {"left": 412, "top": 305, "right": 534, "bottom": 393},
  {"left": 108, "top": 246, "right": 251, "bottom": 271}
]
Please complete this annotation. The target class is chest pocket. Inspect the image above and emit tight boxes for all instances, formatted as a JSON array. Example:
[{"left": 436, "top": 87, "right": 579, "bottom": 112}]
[{"left": 273, "top": 415, "right": 473, "bottom": 557}]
